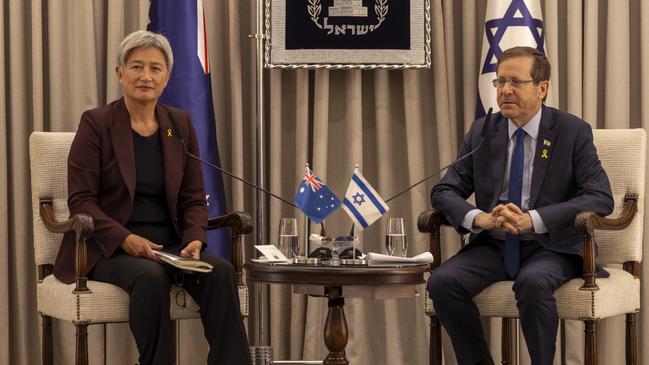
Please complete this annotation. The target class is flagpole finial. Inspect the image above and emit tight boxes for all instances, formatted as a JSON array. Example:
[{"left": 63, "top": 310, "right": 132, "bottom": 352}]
[
  {"left": 354, "top": 163, "right": 360, "bottom": 169},
  {"left": 305, "top": 162, "right": 310, "bottom": 168}
]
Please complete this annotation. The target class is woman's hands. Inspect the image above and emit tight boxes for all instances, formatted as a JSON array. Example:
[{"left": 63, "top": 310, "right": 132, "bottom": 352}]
[
  {"left": 121, "top": 235, "right": 202, "bottom": 261},
  {"left": 121, "top": 234, "right": 163, "bottom": 261},
  {"left": 180, "top": 240, "right": 202, "bottom": 260}
]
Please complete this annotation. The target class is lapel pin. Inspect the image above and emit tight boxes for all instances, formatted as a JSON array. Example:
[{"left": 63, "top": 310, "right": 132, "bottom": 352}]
[
  {"left": 543, "top": 139, "right": 551, "bottom": 147},
  {"left": 167, "top": 128, "right": 173, "bottom": 137},
  {"left": 541, "top": 149, "right": 549, "bottom": 159}
]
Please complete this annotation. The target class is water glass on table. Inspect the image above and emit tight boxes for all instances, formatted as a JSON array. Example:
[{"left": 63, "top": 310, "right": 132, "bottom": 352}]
[
  {"left": 385, "top": 217, "right": 408, "bottom": 257},
  {"left": 278, "top": 218, "right": 299, "bottom": 258}
]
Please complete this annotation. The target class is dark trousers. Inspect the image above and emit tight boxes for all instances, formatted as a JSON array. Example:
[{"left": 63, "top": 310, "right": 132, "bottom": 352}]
[
  {"left": 90, "top": 249, "right": 252, "bottom": 365},
  {"left": 426, "top": 239, "right": 581, "bottom": 365}
]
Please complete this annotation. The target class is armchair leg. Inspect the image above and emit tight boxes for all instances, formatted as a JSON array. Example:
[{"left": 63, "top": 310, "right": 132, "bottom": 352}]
[
  {"left": 171, "top": 320, "right": 178, "bottom": 365},
  {"left": 42, "top": 315, "right": 53, "bottom": 365},
  {"left": 75, "top": 322, "right": 89, "bottom": 365},
  {"left": 626, "top": 313, "right": 637, "bottom": 365},
  {"left": 584, "top": 320, "right": 597, "bottom": 365},
  {"left": 501, "top": 318, "right": 512, "bottom": 365},
  {"left": 429, "top": 314, "right": 442, "bottom": 365}
]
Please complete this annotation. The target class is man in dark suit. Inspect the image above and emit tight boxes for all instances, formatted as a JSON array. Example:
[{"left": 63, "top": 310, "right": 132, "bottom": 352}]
[{"left": 427, "top": 46, "right": 613, "bottom": 365}]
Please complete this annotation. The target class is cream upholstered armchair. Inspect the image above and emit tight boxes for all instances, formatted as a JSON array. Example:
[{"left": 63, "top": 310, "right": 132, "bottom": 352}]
[
  {"left": 419, "top": 128, "right": 645, "bottom": 365},
  {"left": 29, "top": 131, "right": 253, "bottom": 365}
]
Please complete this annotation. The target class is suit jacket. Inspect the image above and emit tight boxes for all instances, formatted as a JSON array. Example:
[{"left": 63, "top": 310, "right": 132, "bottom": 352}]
[
  {"left": 54, "top": 98, "right": 208, "bottom": 284},
  {"left": 431, "top": 105, "right": 614, "bottom": 257}
]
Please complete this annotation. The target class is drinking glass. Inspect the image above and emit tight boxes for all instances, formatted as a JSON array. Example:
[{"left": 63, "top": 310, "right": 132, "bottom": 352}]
[
  {"left": 278, "top": 218, "right": 299, "bottom": 258},
  {"left": 328, "top": 240, "right": 345, "bottom": 266},
  {"left": 385, "top": 217, "right": 408, "bottom": 257}
]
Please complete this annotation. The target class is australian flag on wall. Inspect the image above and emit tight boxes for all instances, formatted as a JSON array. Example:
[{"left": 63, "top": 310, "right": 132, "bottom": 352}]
[
  {"left": 148, "top": 0, "right": 231, "bottom": 258},
  {"left": 286, "top": 0, "right": 410, "bottom": 50}
]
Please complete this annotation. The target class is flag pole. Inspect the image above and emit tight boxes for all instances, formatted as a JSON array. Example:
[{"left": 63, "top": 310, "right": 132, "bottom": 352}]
[
  {"left": 306, "top": 163, "right": 313, "bottom": 255},
  {"left": 249, "top": 0, "right": 272, "bottom": 362}
]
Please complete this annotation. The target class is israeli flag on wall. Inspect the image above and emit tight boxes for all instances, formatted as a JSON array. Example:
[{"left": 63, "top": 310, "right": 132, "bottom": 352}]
[
  {"left": 476, "top": 0, "right": 553, "bottom": 118},
  {"left": 148, "top": 0, "right": 231, "bottom": 257},
  {"left": 342, "top": 168, "right": 389, "bottom": 230}
]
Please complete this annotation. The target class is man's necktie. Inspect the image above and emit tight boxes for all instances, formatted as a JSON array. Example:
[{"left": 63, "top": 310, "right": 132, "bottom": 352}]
[{"left": 505, "top": 128, "right": 525, "bottom": 278}]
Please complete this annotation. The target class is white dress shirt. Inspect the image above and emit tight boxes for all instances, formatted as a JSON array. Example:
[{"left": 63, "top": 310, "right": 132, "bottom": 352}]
[{"left": 461, "top": 107, "right": 548, "bottom": 235}]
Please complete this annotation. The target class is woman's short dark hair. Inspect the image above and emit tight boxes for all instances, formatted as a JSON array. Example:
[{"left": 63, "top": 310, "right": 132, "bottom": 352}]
[
  {"left": 116, "top": 30, "right": 174, "bottom": 73},
  {"left": 497, "top": 46, "right": 551, "bottom": 82}
]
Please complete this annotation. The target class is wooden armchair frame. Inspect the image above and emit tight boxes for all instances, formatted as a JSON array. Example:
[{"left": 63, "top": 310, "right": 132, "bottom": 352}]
[{"left": 418, "top": 193, "right": 639, "bottom": 365}]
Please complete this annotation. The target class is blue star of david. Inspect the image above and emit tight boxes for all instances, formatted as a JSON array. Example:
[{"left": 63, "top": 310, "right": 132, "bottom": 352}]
[
  {"left": 352, "top": 192, "right": 366, "bottom": 206},
  {"left": 482, "top": 0, "right": 545, "bottom": 75}
]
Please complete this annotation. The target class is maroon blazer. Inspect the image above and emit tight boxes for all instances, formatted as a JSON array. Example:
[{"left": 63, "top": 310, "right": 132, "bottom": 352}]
[{"left": 54, "top": 98, "right": 208, "bottom": 284}]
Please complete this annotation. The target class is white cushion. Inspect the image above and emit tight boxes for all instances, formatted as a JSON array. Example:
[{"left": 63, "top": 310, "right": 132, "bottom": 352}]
[
  {"left": 37, "top": 275, "right": 200, "bottom": 323},
  {"left": 472, "top": 268, "right": 640, "bottom": 320},
  {"left": 592, "top": 129, "right": 646, "bottom": 264},
  {"left": 29, "top": 132, "right": 75, "bottom": 267}
]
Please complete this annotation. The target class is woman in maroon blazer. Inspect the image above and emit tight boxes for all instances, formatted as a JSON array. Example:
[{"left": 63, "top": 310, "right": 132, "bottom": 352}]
[{"left": 54, "top": 30, "right": 251, "bottom": 365}]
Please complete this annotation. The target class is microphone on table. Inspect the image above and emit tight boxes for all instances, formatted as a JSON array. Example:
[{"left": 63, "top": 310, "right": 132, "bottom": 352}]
[
  {"left": 165, "top": 108, "right": 297, "bottom": 209},
  {"left": 385, "top": 107, "right": 494, "bottom": 203}
]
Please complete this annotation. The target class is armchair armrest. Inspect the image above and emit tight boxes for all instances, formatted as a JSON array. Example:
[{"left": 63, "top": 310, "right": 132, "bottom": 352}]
[
  {"left": 208, "top": 211, "right": 253, "bottom": 235},
  {"left": 575, "top": 193, "right": 639, "bottom": 289},
  {"left": 417, "top": 209, "right": 449, "bottom": 270},
  {"left": 39, "top": 197, "right": 94, "bottom": 293},
  {"left": 207, "top": 211, "right": 253, "bottom": 292}
]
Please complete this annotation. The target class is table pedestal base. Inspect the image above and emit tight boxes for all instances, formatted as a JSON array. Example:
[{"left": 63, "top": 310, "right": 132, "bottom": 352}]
[
  {"left": 245, "top": 261, "right": 428, "bottom": 365},
  {"left": 323, "top": 286, "right": 348, "bottom": 365}
]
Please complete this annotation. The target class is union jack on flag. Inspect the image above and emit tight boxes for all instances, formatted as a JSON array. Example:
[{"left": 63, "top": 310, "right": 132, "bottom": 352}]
[
  {"left": 303, "top": 168, "right": 322, "bottom": 192},
  {"left": 294, "top": 166, "right": 342, "bottom": 224}
]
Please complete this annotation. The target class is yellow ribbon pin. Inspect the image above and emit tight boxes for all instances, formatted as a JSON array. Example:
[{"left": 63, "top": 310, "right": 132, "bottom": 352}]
[
  {"left": 167, "top": 128, "right": 173, "bottom": 137},
  {"left": 541, "top": 149, "right": 549, "bottom": 159}
]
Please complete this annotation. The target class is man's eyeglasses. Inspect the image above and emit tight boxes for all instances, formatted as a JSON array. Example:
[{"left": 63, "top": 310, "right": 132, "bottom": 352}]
[{"left": 492, "top": 79, "right": 536, "bottom": 88}]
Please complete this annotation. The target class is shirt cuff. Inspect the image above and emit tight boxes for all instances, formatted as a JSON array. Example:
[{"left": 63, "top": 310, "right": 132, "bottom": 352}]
[
  {"left": 462, "top": 209, "right": 484, "bottom": 233},
  {"left": 528, "top": 209, "right": 548, "bottom": 234}
]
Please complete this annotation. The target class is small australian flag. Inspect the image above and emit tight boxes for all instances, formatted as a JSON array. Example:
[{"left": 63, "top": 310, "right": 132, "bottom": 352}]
[{"left": 294, "top": 166, "right": 342, "bottom": 224}]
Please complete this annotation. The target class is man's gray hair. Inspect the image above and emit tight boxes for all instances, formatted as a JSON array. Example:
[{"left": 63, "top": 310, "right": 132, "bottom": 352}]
[{"left": 116, "top": 30, "right": 174, "bottom": 73}]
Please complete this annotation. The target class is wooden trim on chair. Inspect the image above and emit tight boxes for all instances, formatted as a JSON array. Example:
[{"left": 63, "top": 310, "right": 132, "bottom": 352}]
[
  {"left": 171, "top": 320, "right": 178, "bottom": 364},
  {"left": 42, "top": 314, "right": 53, "bottom": 365},
  {"left": 75, "top": 322, "right": 89, "bottom": 365},
  {"left": 625, "top": 313, "right": 638, "bottom": 365},
  {"left": 39, "top": 197, "right": 94, "bottom": 293},
  {"left": 429, "top": 317, "right": 442, "bottom": 365},
  {"left": 624, "top": 261, "right": 639, "bottom": 365},
  {"left": 575, "top": 194, "right": 638, "bottom": 289},
  {"left": 417, "top": 209, "right": 446, "bottom": 271},
  {"left": 418, "top": 209, "right": 447, "bottom": 365},
  {"left": 584, "top": 320, "right": 597, "bottom": 365},
  {"left": 38, "top": 264, "right": 53, "bottom": 282},
  {"left": 207, "top": 211, "right": 253, "bottom": 234},
  {"left": 501, "top": 318, "right": 513, "bottom": 365},
  {"left": 208, "top": 211, "right": 253, "bottom": 287},
  {"left": 623, "top": 261, "right": 640, "bottom": 278}
]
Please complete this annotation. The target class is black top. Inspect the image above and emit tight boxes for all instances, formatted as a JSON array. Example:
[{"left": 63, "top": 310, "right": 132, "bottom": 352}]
[{"left": 125, "top": 129, "right": 179, "bottom": 246}]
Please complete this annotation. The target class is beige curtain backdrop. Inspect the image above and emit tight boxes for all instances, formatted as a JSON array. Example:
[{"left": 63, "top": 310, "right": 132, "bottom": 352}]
[{"left": 2, "top": 0, "right": 648, "bottom": 364}]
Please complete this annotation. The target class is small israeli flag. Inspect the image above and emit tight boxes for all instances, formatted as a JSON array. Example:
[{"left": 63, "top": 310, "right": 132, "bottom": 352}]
[{"left": 342, "top": 168, "right": 389, "bottom": 230}]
